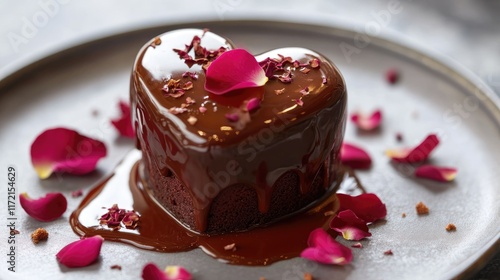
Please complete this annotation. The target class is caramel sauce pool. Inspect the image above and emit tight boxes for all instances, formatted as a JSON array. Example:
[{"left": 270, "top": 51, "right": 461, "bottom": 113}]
[{"left": 70, "top": 150, "right": 342, "bottom": 266}]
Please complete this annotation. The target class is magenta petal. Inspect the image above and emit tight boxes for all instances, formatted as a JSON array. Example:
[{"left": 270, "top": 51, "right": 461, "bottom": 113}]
[
  {"left": 20, "top": 192, "right": 67, "bottom": 222},
  {"left": 341, "top": 142, "right": 372, "bottom": 169},
  {"left": 56, "top": 235, "right": 103, "bottom": 268},
  {"left": 386, "top": 134, "right": 439, "bottom": 163},
  {"left": 301, "top": 228, "right": 353, "bottom": 265},
  {"left": 30, "top": 128, "right": 107, "bottom": 179},
  {"left": 337, "top": 193, "right": 387, "bottom": 223},
  {"left": 330, "top": 210, "right": 372, "bottom": 241},
  {"left": 350, "top": 109, "right": 382, "bottom": 131},
  {"left": 205, "top": 49, "right": 268, "bottom": 95},
  {"left": 415, "top": 165, "right": 457, "bottom": 182},
  {"left": 111, "top": 101, "right": 135, "bottom": 138},
  {"left": 246, "top": 97, "right": 261, "bottom": 112},
  {"left": 142, "top": 263, "right": 192, "bottom": 280}
]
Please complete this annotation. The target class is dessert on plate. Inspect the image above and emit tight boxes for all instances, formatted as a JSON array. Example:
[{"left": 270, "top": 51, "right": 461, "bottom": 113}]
[{"left": 130, "top": 28, "right": 347, "bottom": 234}]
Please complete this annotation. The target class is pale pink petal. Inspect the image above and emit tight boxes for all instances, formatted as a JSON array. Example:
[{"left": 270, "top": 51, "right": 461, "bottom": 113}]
[
  {"left": 337, "top": 193, "right": 387, "bottom": 223},
  {"left": 330, "top": 210, "right": 372, "bottom": 241},
  {"left": 350, "top": 109, "right": 382, "bottom": 131},
  {"left": 142, "top": 263, "right": 192, "bottom": 280},
  {"left": 301, "top": 228, "right": 353, "bottom": 265},
  {"left": 205, "top": 49, "right": 268, "bottom": 95},
  {"left": 56, "top": 235, "right": 103, "bottom": 268},
  {"left": 111, "top": 101, "right": 135, "bottom": 138},
  {"left": 30, "top": 128, "right": 107, "bottom": 179},
  {"left": 415, "top": 165, "right": 457, "bottom": 182},
  {"left": 340, "top": 142, "right": 372, "bottom": 169},
  {"left": 386, "top": 134, "right": 439, "bottom": 163},
  {"left": 20, "top": 192, "right": 67, "bottom": 222}
]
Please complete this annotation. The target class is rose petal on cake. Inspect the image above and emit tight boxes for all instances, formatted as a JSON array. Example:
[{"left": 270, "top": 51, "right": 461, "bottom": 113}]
[
  {"left": 30, "top": 128, "right": 107, "bottom": 179},
  {"left": 246, "top": 97, "right": 261, "bottom": 112},
  {"left": 20, "top": 192, "right": 67, "bottom": 222},
  {"left": 340, "top": 143, "right": 372, "bottom": 169},
  {"left": 142, "top": 263, "right": 192, "bottom": 280},
  {"left": 350, "top": 109, "right": 382, "bottom": 131},
  {"left": 300, "top": 228, "right": 353, "bottom": 265},
  {"left": 56, "top": 235, "right": 103, "bottom": 268},
  {"left": 414, "top": 165, "right": 457, "bottom": 182},
  {"left": 330, "top": 210, "right": 372, "bottom": 241},
  {"left": 386, "top": 134, "right": 439, "bottom": 163},
  {"left": 337, "top": 193, "right": 387, "bottom": 223},
  {"left": 205, "top": 49, "right": 268, "bottom": 95},
  {"left": 111, "top": 101, "right": 135, "bottom": 138}
]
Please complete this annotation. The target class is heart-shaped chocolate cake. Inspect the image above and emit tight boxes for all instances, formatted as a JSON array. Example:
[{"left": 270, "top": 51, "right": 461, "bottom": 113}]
[{"left": 131, "top": 29, "right": 347, "bottom": 234}]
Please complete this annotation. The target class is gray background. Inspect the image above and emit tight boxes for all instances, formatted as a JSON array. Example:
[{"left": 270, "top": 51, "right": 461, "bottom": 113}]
[{"left": 0, "top": 0, "right": 498, "bottom": 279}]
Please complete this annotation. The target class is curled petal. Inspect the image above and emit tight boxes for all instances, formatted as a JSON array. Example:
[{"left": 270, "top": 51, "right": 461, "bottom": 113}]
[
  {"left": 341, "top": 143, "right": 372, "bottom": 169},
  {"left": 111, "top": 101, "right": 135, "bottom": 138},
  {"left": 330, "top": 210, "right": 371, "bottom": 241},
  {"left": 56, "top": 235, "right": 103, "bottom": 268},
  {"left": 386, "top": 134, "right": 439, "bottom": 163},
  {"left": 350, "top": 109, "right": 382, "bottom": 131},
  {"left": 301, "top": 228, "right": 352, "bottom": 265},
  {"left": 20, "top": 192, "right": 67, "bottom": 222},
  {"left": 415, "top": 165, "right": 457, "bottom": 182},
  {"left": 337, "top": 193, "right": 387, "bottom": 223},
  {"left": 142, "top": 263, "right": 192, "bottom": 280},
  {"left": 246, "top": 97, "right": 261, "bottom": 112},
  {"left": 30, "top": 128, "right": 107, "bottom": 179},
  {"left": 205, "top": 49, "right": 268, "bottom": 95}
]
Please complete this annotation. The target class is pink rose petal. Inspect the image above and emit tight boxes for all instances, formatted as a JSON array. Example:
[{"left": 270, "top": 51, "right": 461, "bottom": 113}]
[
  {"left": 386, "top": 68, "right": 399, "bottom": 84},
  {"left": 340, "top": 142, "right": 372, "bottom": 169},
  {"left": 386, "top": 134, "right": 439, "bottom": 163},
  {"left": 142, "top": 263, "right": 192, "bottom": 280},
  {"left": 350, "top": 109, "right": 382, "bottom": 131},
  {"left": 111, "top": 101, "right": 135, "bottom": 138},
  {"left": 337, "top": 193, "right": 387, "bottom": 223},
  {"left": 205, "top": 49, "right": 268, "bottom": 95},
  {"left": 246, "top": 97, "right": 261, "bottom": 112},
  {"left": 56, "top": 235, "right": 103, "bottom": 268},
  {"left": 30, "top": 128, "right": 107, "bottom": 179},
  {"left": 330, "top": 210, "right": 372, "bottom": 241},
  {"left": 300, "top": 228, "right": 353, "bottom": 265},
  {"left": 20, "top": 192, "right": 67, "bottom": 222},
  {"left": 415, "top": 165, "right": 457, "bottom": 182}
]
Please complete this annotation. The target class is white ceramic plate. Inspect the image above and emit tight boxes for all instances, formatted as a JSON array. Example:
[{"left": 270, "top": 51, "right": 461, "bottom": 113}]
[{"left": 0, "top": 21, "right": 499, "bottom": 280}]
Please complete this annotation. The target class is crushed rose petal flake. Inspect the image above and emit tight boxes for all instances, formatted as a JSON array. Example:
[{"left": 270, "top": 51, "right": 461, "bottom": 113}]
[
  {"left": 351, "top": 243, "right": 363, "bottom": 248},
  {"left": 71, "top": 189, "right": 83, "bottom": 198},
  {"left": 99, "top": 204, "right": 140, "bottom": 230},
  {"left": 275, "top": 88, "right": 285, "bottom": 95},
  {"left": 384, "top": 249, "right": 393, "bottom": 255}
]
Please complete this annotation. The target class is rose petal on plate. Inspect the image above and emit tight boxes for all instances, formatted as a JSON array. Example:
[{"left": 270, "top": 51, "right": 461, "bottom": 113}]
[
  {"left": 340, "top": 142, "right": 372, "bottom": 169},
  {"left": 386, "top": 134, "right": 439, "bottom": 163},
  {"left": 350, "top": 109, "right": 382, "bottom": 131},
  {"left": 415, "top": 165, "right": 457, "bottom": 182},
  {"left": 246, "top": 97, "right": 261, "bottom": 112},
  {"left": 301, "top": 228, "right": 353, "bottom": 265},
  {"left": 337, "top": 193, "right": 387, "bottom": 223},
  {"left": 142, "top": 263, "right": 192, "bottom": 280},
  {"left": 20, "top": 192, "right": 67, "bottom": 222},
  {"left": 386, "top": 68, "right": 399, "bottom": 84},
  {"left": 205, "top": 49, "right": 268, "bottom": 95},
  {"left": 330, "top": 210, "right": 372, "bottom": 241},
  {"left": 30, "top": 128, "right": 107, "bottom": 179},
  {"left": 111, "top": 101, "right": 135, "bottom": 138},
  {"left": 56, "top": 235, "right": 103, "bottom": 268}
]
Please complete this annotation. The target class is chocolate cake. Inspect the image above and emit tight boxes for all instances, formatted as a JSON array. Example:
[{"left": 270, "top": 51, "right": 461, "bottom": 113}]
[{"left": 130, "top": 29, "right": 347, "bottom": 234}]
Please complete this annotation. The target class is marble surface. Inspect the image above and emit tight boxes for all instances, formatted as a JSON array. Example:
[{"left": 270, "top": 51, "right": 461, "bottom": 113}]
[{"left": 0, "top": 0, "right": 498, "bottom": 279}]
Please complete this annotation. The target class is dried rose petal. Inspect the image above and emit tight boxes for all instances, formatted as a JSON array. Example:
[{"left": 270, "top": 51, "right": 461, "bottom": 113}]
[
  {"left": 294, "top": 98, "right": 304, "bottom": 107},
  {"left": 142, "top": 263, "right": 192, "bottom": 280},
  {"left": 337, "top": 193, "right": 387, "bottom": 223},
  {"left": 56, "top": 235, "right": 103, "bottom": 268},
  {"left": 71, "top": 189, "right": 83, "bottom": 198},
  {"left": 225, "top": 113, "right": 239, "bottom": 122},
  {"left": 386, "top": 69, "right": 399, "bottom": 84},
  {"left": 205, "top": 49, "right": 268, "bottom": 95},
  {"left": 350, "top": 109, "right": 382, "bottom": 131},
  {"left": 246, "top": 98, "right": 261, "bottom": 112},
  {"left": 300, "top": 228, "right": 353, "bottom": 265},
  {"left": 330, "top": 210, "right": 372, "bottom": 241},
  {"left": 351, "top": 243, "right": 363, "bottom": 248},
  {"left": 30, "top": 128, "right": 107, "bottom": 179},
  {"left": 199, "top": 106, "right": 207, "bottom": 113},
  {"left": 414, "top": 165, "right": 457, "bottom": 182},
  {"left": 340, "top": 143, "right": 372, "bottom": 169},
  {"left": 20, "top": 192, "right": 67, "bottom": 222},
  {"left": 111, "top": 101, "right": 134, "bottom": 138},
  {"left": 386, "top": 134, "right": 439, "bottom": 163}
]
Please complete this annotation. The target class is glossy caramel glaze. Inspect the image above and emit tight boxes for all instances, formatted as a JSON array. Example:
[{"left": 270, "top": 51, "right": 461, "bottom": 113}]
[{"left": 130, "top": 29, "right": 347, "bottom": 232}]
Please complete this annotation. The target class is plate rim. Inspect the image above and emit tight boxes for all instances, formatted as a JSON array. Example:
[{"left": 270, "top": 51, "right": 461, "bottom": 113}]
[{"left": 1, "top": 19, "right": 498, "bottom": 280}]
